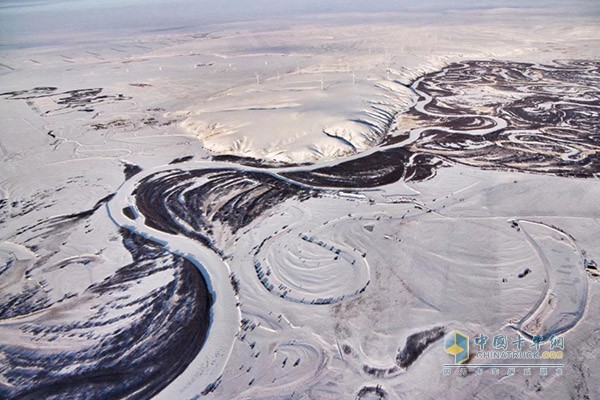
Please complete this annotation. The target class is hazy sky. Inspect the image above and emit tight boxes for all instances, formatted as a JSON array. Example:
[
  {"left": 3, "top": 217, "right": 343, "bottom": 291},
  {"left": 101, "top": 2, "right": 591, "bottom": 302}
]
[{"left": 1, "top": 0, "right": 598, "bottom": 48}]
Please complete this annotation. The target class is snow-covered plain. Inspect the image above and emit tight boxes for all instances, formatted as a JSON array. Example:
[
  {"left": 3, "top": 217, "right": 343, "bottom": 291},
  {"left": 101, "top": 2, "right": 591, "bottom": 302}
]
[{"left": 1, "top": 2, "right": 599, "bottom": 399}]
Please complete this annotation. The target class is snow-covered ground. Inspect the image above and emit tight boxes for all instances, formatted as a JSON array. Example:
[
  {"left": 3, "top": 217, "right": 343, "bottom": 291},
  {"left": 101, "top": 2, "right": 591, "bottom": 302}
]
[{"left": 1, "top": 2, "right": 599, "bottom": 399}]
